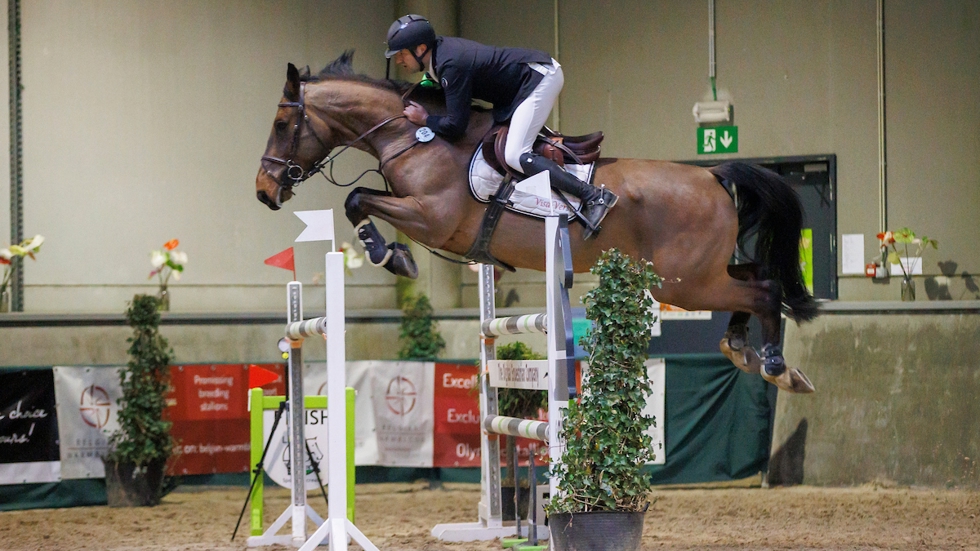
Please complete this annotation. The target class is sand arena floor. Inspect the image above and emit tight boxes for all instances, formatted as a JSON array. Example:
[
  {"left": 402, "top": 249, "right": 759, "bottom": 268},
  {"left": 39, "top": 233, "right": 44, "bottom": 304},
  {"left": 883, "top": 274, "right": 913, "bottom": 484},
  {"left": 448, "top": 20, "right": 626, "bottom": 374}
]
[{"left": 1, "top": 482, "right": 978, "bottom": 550}]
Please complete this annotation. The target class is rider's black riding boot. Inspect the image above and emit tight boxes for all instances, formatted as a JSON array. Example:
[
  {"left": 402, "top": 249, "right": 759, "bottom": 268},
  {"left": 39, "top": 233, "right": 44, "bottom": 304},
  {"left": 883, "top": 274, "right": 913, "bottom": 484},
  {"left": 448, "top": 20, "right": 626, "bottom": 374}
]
[{"left": 519, "top": 153, "right": 618, "bottom": 239}]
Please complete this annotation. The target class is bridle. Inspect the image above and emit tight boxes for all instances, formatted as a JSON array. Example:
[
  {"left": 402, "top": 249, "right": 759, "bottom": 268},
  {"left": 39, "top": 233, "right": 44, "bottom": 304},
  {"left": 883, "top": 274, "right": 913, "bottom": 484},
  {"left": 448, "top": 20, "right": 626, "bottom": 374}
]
[{"left": 260, "top": 80, "right": 412, "bottom": 205}]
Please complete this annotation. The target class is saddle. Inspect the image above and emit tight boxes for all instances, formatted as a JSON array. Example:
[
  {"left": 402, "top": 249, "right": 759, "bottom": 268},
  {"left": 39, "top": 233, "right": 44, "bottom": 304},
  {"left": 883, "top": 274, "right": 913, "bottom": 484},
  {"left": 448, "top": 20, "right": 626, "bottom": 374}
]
[{"left": 481, "top": 125, "right": 604, "bottom": 180}]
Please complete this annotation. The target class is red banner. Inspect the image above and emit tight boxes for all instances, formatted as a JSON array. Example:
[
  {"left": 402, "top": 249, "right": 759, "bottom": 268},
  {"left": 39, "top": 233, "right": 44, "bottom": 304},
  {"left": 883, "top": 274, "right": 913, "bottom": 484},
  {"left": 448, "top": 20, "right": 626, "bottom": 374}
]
[
  {"left": 432, "top": 363, "right": 481, "bottom": 467},
  {"left": 166, "top": 364, "right": 284, "bottom": 475}
]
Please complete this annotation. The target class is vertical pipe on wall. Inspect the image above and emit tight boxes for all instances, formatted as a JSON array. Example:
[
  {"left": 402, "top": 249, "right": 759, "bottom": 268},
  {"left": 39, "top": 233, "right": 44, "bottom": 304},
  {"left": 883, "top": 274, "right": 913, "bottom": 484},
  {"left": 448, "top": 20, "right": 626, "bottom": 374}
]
[
  {"left": 552, "top": 0, "right": 560, "bottom": 132},
  {"left": 876, "top": 0, "right": 888, "bottom": 232},
  {"left": 8, "top": 0, "right": 23, "bottom": 312},
  {"left": 708, "top": 0, "right": 717, "bottom": 100}
]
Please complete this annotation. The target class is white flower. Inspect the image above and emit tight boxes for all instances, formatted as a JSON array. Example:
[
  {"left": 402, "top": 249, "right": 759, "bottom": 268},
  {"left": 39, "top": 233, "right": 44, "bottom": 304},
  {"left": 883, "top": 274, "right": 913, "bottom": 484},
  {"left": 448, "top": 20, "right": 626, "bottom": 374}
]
[
  {"left": 0, "top": 248, "right": 11, "bottom": 261},
  {"left": 171, "top": 270, "right": 181, "bottom": 281},
  {"left": 170, "top": 251, "right": 188, "bottom": 266},
  {"left": 22, "top": 235, "right": 44, "bottom": 251},
  {"left": 151, "top": 250, "right": 167, "bottom": 269},
  {"left": 341, "top": 242, "right": 363, "bottom": 270}
]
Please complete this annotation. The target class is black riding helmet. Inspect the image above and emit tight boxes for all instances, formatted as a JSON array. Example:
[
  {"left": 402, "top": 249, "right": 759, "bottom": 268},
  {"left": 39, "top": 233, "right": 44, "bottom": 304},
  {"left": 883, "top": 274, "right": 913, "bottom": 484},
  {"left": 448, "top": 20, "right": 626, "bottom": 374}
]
[{"left": 384, "top": 14, "right": 436, "bottom": 59}]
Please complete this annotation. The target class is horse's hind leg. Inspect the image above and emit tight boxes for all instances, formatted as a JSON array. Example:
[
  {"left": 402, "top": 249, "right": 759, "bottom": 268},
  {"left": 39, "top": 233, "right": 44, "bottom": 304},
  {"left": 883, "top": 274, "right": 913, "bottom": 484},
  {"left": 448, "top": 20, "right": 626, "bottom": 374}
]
[
  {"left": 699, "top": 271, "right": 814, "bottom": 393},
  {"left": 345, "top": 187, "right": 418, "bottom": 279},
  {"left": 720, "top": 264, "right": 763, "bottom": 374},
  {"left": 752, "top": 280, "right": 816, "bottom": 394}
]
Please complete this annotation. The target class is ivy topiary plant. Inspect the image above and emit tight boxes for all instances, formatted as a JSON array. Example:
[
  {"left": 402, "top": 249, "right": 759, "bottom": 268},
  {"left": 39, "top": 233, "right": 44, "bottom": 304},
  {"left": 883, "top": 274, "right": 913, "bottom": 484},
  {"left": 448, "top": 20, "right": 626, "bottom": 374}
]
[
  {"left": 104, "top": 294, "right": 174, "bottom": 506},
  {"left": 547, "top": 248, "right": 661, "bottom": 550},
  {"left": 397, "top": 293, "right": 446, "bottom": 360}
]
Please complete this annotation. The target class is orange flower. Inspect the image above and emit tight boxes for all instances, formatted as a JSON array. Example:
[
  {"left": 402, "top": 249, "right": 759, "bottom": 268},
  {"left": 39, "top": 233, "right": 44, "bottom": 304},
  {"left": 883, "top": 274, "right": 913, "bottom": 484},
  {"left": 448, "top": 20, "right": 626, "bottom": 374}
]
[{"left": 164, "top": 239, "right": 179, "bottom": 251}]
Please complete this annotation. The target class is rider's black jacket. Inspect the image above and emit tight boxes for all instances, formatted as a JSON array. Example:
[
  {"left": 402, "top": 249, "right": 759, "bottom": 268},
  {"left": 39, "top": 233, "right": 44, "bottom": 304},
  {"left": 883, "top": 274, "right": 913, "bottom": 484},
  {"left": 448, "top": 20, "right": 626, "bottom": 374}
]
[{"left": 425, "top": 36, "right": 552, "bottom": 140}]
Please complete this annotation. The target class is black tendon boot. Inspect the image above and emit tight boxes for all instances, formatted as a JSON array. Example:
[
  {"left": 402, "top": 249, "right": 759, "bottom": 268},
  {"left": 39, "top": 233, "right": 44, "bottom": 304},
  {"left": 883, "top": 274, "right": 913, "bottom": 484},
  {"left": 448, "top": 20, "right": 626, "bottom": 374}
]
[{"left": 519, "top": 153, "right": 618, "bottom": 239}]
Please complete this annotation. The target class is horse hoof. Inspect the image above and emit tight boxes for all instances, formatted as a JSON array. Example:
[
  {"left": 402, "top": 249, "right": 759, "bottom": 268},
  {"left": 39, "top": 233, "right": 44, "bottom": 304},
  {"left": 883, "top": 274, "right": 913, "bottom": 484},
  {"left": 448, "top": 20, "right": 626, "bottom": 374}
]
[
  {"left": 761, "top": 367, "right": 815, "bottom": 394},
  {"left": 384, "top": 243, "right": 419, "bottom": 279},
  {"left": 719, "top": 338, "right": 762, "bottom": 374}
]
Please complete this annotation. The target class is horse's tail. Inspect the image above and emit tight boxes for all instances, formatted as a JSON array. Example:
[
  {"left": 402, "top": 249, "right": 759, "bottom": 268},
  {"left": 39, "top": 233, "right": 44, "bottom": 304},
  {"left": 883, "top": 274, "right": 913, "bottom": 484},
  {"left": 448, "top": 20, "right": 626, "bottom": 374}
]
[{"left": 710, "top": 161, "right": 819, "bottom": 323}]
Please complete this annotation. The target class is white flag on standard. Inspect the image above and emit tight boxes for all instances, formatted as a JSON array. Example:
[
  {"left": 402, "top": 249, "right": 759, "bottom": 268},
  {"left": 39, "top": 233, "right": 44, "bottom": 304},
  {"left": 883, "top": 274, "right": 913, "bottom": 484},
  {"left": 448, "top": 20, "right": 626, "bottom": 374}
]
[{"left": 294, "top": 209, "right": 335, "bottom": 243}]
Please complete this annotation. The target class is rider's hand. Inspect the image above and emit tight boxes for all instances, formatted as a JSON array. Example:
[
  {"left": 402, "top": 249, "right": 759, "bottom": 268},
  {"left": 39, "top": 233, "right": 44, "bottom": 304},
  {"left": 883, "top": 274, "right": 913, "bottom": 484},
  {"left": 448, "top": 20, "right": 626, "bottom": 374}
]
[{"left": 404, "top": 101, "right": 429, "bottom": 126}]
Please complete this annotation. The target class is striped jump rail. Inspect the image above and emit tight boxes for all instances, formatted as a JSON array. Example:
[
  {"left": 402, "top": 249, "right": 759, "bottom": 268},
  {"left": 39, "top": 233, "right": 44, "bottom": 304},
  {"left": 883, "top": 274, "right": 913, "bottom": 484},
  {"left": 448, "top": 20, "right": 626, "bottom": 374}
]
[
  {"left": 483, "top": 415, "right": 549, "bottom": 442},
  {"left": 481, "top": 313, "right": 547, "bottom": 338},
  {"left": 285, "top": 317, "right": 327, "bottom": 340}
]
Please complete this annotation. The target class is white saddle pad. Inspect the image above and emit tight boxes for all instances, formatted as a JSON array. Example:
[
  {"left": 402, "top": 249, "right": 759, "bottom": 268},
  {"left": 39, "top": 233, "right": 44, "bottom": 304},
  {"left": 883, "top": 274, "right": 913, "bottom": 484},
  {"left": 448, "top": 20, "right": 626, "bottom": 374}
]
[{"left": 468, "top": 147, "right": 596, "bottom": 220}]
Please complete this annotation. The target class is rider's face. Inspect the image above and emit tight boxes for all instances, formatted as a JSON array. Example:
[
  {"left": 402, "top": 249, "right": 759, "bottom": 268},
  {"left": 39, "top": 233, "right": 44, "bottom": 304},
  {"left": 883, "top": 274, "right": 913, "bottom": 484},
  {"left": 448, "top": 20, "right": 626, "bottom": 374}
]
[{"left": 393, "top": 47, "right": 426, "bottom": 73}]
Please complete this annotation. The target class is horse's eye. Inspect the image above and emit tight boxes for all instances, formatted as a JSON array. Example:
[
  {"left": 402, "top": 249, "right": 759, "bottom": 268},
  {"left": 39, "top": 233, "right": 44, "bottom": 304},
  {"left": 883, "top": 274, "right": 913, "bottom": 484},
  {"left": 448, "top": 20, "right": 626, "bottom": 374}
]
[{"left": 275, "top": 120, "right": 288, "bottom": 132}]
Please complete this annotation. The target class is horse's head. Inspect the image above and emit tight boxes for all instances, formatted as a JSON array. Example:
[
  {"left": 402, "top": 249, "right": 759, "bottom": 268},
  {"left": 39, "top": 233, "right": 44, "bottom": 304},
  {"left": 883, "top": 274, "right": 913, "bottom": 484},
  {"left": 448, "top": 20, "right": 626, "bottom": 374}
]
[{"left": 256, "top": 61, "right": 343, "bottom": 210}]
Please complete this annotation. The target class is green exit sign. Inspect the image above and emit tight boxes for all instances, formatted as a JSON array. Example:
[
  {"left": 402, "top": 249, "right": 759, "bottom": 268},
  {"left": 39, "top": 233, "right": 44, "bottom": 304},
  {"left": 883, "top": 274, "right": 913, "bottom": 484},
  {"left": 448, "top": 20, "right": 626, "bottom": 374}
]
[{"left": 697, "top": 126, "right": 738, "bottom": 154}]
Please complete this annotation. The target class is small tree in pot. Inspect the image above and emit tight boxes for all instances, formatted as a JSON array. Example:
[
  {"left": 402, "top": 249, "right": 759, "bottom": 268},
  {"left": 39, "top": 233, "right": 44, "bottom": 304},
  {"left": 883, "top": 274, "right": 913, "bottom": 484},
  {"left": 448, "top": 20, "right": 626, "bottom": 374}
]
[
  {"left": 547, "top": 248, "right": 661, "bottom": 551},
  {"left": 103, "top": 294, "right": 174, "bottom": 506}
]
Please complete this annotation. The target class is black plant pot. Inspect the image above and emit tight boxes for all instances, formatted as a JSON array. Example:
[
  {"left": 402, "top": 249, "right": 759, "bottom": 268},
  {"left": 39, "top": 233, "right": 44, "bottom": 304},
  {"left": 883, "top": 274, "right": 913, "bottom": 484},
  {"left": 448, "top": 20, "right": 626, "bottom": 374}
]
[
  {"left": 549, "top": 511, "right": 645, "bottom": 551},
  {"left": 103, "top": 458, "right": 167, "bottom": 507}
]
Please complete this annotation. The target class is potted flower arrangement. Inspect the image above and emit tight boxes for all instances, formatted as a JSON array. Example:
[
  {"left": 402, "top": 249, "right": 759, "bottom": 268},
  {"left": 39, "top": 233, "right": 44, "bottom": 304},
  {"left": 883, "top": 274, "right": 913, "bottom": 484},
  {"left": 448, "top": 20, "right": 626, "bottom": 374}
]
[
  {"left": 149, "top": 239, "right": 187, "bottom": 311},
  {"left": 0, "top": 235, "right": 44, "bottom": 313},
  {"left": 877, "top": 228, "right": 938, "bottom": 301},
  {"left": 547, "top": 248, "right": 661, "bottom": 551},
  {"left": 103, "top": 294, "right": 174, "bottom": 506}
]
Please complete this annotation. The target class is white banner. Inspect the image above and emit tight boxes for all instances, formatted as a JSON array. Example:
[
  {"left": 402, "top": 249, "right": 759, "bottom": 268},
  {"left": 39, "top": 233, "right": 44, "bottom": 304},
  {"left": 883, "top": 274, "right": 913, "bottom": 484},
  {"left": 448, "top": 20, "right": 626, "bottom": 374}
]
[
  {"left": 304, "top": 360, "right": 434, "bottom": 467},
  {"left": 303, "top": 360, "right": 380, "bottom": 466},
  {"left": 643, "top": 358, "right": 667, "bottom": 465},
  {"left": 370, "top": 362, "right": 434, "bottom": 467},
  {"left": 53, "top": 366, "right": 124, "bottom": 479},
  {"left": 261, "top": 405, "right": 329, "bottom": 491}
]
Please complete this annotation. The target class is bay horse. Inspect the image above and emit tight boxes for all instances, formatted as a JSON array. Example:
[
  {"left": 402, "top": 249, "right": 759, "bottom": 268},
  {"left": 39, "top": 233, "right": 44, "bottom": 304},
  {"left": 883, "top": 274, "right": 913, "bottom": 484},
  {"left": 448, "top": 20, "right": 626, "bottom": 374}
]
[{"left": 255, "top": 52, "right": 817, "bottom": 393}]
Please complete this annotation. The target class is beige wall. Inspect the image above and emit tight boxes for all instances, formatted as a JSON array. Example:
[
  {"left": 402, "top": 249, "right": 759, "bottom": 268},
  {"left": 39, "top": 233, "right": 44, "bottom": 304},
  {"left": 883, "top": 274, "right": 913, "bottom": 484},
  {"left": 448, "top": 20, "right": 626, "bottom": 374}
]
[
  {"left": 2, "top": 0, "right": 978, "bottom": 316},
  {"left": 2, "top": 0, "right": 399, "bottom": 313}
]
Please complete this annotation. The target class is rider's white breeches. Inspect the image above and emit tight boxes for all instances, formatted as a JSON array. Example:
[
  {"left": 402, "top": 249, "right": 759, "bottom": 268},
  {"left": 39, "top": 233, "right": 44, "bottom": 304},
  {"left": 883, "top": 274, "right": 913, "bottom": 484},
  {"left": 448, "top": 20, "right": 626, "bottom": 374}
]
[{"left": 504, "top": 59, "right": 564, "bottom": 174}]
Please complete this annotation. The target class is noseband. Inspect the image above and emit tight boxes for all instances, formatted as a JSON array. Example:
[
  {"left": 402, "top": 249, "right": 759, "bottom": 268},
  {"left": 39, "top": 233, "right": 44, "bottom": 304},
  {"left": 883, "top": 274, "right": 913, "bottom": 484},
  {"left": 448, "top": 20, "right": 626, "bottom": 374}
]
[{"left": 260, "top": 80, "right": 409, "bottom": 203}]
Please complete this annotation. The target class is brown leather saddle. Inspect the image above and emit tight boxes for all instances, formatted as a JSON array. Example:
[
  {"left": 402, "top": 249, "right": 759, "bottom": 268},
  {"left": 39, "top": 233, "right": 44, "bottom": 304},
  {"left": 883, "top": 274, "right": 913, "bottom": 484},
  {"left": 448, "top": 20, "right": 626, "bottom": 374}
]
[{"left": 481, "top": 125, "right": 604, "bottom": 180}]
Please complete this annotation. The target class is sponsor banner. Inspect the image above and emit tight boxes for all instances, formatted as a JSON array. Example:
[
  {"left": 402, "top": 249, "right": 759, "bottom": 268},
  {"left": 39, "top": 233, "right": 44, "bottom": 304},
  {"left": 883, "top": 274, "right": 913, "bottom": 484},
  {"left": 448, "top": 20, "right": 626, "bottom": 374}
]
[
  {"left": 168, "top": 364, "right": 246, "bottom": 421},
  {"left": 0, "top": 370, "right": 60, "bottom": 485},
  {"left": 433, "top": 363, "right": 480, "bottom": 467},
  {"left": 262, "top": 404, "right": 329, "bottom": 491},
  {"left": 487, "top": 360, "right": 548, "bottom": 391},
  {"left": 167, "top": 364, "right": 251, "bottom": 475},
  {"left": 643, "top": 358, "right": 667, "bottom": 465},
  {"left": 371, "top": 362, "right": 434, "bottom": 467},
  {"left": 53, "top": 366, "right": 124, "bottom": 479},
  {"left": 660, "top": 303, "right": 712, "bottom": 320}
]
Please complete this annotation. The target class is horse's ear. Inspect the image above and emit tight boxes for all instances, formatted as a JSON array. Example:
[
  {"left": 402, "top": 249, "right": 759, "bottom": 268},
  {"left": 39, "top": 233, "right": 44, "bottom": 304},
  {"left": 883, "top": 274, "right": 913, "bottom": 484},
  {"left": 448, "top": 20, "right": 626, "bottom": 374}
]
[
  {"left": 285, "top": 63, "right": 300, "bottom": 100},
  {"left": 300, "top": 65, "right": 311, "bottom": 80}
]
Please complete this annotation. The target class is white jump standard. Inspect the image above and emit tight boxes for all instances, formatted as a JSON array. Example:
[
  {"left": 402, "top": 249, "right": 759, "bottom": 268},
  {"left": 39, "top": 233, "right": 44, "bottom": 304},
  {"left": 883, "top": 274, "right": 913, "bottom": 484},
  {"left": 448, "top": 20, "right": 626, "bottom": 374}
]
[
  {"left": 248, "top": 209, "right": 378, "bottom": 551},
  {"left": 432, "top": 215, "right": 577, "bottom": 542}
]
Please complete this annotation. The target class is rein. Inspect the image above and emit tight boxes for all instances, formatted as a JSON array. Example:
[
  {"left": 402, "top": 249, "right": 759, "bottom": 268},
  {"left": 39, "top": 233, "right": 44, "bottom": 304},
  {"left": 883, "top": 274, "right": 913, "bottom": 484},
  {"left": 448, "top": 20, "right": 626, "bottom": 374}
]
[
  {"left": 261, "top": 78, "right": 474, "bottom": 266},
  {"left": 260, "top": 80, "right": 422, "bottom": 201}
]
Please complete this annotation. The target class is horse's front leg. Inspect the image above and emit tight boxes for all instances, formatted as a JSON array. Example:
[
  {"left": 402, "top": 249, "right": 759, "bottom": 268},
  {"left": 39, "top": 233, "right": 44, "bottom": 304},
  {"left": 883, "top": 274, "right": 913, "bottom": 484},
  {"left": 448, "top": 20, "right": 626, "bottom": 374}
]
[{"left": 345, "top": 187, "right": 418, "bottom": 279}]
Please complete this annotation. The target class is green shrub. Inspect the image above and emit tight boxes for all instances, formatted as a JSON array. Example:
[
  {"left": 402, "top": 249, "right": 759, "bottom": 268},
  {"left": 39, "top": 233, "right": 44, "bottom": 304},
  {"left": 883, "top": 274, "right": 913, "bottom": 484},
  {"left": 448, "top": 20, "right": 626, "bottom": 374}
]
[
  {"left": 106, "top": 294, "right": 174, "bottom": 466},
  {"left": 397, "top": 293, "right": 446, "bottom": 360},
  {"left": 547, "top": 248, "right": 662, "bottom": 513}
]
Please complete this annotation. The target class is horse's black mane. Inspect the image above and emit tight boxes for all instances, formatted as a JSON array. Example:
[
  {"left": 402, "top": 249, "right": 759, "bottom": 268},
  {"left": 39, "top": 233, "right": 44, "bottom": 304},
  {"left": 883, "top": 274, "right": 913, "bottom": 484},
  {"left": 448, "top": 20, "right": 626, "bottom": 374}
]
[{"left": 297, "top": 50, "right": 447, "bottom": 104}]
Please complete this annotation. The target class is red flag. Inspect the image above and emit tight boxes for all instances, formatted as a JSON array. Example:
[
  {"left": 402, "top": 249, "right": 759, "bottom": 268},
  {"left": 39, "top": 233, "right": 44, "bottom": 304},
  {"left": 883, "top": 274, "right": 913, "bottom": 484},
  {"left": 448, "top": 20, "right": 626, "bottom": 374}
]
[
  {"left": 248, "top": 365, "right": 280, "bottom": 389},
  {"left": 264, "top": 247, "right": 296, "bottom": 281}
]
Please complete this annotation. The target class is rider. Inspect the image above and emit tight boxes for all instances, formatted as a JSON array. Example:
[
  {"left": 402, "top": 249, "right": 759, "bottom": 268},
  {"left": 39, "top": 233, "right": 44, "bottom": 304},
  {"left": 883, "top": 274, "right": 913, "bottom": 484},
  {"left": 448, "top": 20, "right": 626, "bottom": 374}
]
[{"left": 384, "top": 14, "right": 617, "bottom": 239}]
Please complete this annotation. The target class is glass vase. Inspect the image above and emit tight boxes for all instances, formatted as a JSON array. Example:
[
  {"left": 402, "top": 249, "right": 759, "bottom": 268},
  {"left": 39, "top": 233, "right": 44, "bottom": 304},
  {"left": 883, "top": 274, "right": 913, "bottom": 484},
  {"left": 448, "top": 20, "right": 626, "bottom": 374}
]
[
  {"left": 0, "top": 288, "right": 9, "bottom": 313},
  {"left": 901, "top": 277, "right": 916, "bottom": 302},
  {"left": 157, "top": 287, "right": 170, "bottom": 311}
]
